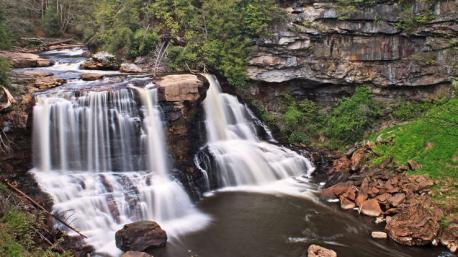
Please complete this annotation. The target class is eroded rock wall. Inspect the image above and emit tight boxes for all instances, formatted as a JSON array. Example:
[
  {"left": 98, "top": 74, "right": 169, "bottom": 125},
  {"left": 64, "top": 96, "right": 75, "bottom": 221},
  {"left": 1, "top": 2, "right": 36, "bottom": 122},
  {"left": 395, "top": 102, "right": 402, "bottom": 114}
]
[{"left": 248, "top": 0, "right": 457, "bottom": 94}]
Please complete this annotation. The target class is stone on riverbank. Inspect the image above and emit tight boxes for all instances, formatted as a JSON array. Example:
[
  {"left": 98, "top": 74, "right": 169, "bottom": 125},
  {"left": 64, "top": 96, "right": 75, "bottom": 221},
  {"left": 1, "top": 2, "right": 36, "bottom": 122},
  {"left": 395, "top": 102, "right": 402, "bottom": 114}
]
[
  {"left": 80, "top": 51, "right": 120, "bottom": 70},
  {"left": 115, "top": 221, "right": 167, "bottom": 252},
  {"left": 307, "top": 244, "right": 337, "bottom": 257},
  {"left": 361, "top": 199, "right": 383, "bottom": 217},
  {"left": 0, "top": 51, "right": 53, "bottom": 68},
  {"left": 385, "top": 196, "right": 442, "bottom": 246},
  {"left": 371, "top": 231, "right": 388, "bottom": 239},
  {"left": 120, "top": 63, "right": 143, "bottom": 73},
  {"left": 80, "top": 73, "right": 104, "bottom": 81},
  {"left": 440, "top": 223, "right": 458, "bottom": 253}
]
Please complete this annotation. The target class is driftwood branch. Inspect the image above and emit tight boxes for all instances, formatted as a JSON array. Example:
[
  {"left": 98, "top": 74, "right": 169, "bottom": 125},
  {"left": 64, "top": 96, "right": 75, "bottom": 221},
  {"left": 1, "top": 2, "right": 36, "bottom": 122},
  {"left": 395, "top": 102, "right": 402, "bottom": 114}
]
[{"left": 0, "top": 178, "right": 87, "bottom": 239}]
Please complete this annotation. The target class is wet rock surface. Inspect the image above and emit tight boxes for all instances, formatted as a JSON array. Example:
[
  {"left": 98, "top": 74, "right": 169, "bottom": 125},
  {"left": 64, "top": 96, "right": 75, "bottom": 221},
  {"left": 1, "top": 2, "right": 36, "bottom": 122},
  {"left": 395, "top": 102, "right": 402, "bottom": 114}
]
[
  {"left": 80, "top": 51, "right": 120, "bottom": 70},
  {"left": 247, "top": 1, "right": 457, "bottom": 89},
  {"left": 0, "top": 51, "right": 54, "bottom": 68},
  {"left": 80, "top": 73, "right": 104, "bottom": 81},
  {"left": 115, "top": 221, "right": 167, "bottom": 252},
  {"left": 307, "top": 244, "right": 337, "bottom": 257}
]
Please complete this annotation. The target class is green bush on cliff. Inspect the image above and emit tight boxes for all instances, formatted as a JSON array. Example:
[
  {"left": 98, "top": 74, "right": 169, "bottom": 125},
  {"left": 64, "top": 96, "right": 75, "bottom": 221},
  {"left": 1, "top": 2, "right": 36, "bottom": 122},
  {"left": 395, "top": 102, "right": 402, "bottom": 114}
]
[
  {"left": 87, "top": 0, "right": 281, "bottom": 86},
  {"left": 324, "top": 86, "right": 381, "bottom": 146}
]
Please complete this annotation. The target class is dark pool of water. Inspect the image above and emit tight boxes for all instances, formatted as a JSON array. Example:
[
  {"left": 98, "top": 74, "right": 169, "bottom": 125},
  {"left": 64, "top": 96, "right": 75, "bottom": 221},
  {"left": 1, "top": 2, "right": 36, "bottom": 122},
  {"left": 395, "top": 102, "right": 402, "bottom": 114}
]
[{"left": 155, "top": 191, "right": 453, "bottom": 257}]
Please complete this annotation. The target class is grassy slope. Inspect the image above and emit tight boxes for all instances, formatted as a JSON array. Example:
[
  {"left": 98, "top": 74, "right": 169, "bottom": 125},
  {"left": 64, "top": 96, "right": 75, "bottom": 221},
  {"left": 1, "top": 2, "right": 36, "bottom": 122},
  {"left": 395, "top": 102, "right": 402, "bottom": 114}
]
[{"left": 368, "top": 97, "right": 458, "bottom": 222}]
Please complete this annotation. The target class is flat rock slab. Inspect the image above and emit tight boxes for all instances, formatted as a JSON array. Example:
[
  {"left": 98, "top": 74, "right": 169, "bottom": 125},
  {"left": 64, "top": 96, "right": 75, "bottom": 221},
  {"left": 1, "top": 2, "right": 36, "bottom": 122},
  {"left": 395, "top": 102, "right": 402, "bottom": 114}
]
[{"left": 0, "top": 51, "right": 53, "bottom": 68}]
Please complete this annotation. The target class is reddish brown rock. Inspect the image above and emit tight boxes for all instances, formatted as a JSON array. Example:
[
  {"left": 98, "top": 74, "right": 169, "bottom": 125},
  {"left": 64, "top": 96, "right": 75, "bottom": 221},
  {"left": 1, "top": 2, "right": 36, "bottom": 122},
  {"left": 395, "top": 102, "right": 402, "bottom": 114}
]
[
  {"left": 350, "top": 148, "right": 367, "bottom": 171},
  {"left": 440, "top": 223, "right": 458, "bottom": 253},
  {"left": 388, "top": 193, "right": 406, "bottom": 207},
  {"left": 340, "top": 196, "right": 356, "bottom": 210},
  {"left": 386, "top": 197, "right": 442, "bottom": 246},
  {"left": 407, "top": 160, "right": 421, "bottom": 170},
  {"left": 332, "top": 156, "right": 351, "bottom": 173},
  {"left": 321, "top": 182, "right": 353, "bottom": 200},
  {"left": 115, "top": 221, "right": 167, "bottom": 252},
  {"left": 361, "top": 199, "right": 383, "bottom": 217},
  {"left": 307, "top": 244, "right": 337, "bottom": 257}
]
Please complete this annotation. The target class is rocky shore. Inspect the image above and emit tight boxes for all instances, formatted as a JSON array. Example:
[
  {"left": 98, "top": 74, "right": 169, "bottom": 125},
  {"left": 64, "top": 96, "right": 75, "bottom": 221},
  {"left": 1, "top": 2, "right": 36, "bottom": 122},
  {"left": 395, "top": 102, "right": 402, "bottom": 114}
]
[{"left": 319, "top": 142, "right": 457, "bottom": 253}]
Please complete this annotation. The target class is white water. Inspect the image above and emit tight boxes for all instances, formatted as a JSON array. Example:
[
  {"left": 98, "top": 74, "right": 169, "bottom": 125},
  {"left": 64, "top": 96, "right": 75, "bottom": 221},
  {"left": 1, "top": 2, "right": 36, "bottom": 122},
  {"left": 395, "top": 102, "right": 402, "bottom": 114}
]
[
  {"left": 32, "top": 85, "right": 209, "bottom": 256},
  {"left": 200, "top": 74, "right": 315, "bottom": 189}
]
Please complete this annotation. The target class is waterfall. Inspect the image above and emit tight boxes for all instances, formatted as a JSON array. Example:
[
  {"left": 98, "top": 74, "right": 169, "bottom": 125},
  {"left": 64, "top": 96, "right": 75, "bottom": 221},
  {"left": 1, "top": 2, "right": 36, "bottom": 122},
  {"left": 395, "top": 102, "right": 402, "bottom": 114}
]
[
  {"left": 31, "top": 85, "right": 209, "bottom": 256},
  {"left": 198, "top": 74, "right": 314, "bottom": 189}
]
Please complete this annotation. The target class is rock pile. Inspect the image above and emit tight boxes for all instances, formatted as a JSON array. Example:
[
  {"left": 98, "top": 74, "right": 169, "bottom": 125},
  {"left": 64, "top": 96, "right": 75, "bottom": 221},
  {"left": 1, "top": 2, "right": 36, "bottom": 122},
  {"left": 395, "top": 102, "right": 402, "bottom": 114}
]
[{"left": 320, "top": 143, "right": 455, "bottom": 251}]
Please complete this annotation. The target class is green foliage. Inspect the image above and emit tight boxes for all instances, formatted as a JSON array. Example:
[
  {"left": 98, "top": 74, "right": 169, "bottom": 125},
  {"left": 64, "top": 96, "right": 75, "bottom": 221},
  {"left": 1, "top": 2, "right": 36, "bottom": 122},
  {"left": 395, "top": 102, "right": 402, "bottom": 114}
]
[
  {"left": 0, "top": 186, "right": 72, "bottom": 257},
  {"left": 0, "top": 57, "right": 10, "bottom": 87},
  {"left": 395, "top": 5, "right": 435, "bottom": 32},
  {"left": 391, "top": 100, "right": 434, "bottom": 121},
  {"left": 0, "top": 9, "right": 11, "bottom": 49},
  {"left": 43, "top": 7, "right": 61, "bottom": 37},
  {"left": 370, "top": 98, "right": 458, "bottom": 179},
  {"left": 324, "top": 87, "right": 381, "bottom": 146},
  {"left": 281, "top": 97, "right": 320, "bottom": 145},
  {"left": 88, "top": 0, "right": 280, "bottom": 86}
]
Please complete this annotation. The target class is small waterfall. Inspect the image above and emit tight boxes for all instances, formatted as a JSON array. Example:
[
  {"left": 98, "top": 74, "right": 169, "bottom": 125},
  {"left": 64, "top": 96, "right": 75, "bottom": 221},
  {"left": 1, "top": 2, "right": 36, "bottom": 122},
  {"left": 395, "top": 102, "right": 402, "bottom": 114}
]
[
  {"left": 198, "top": 74, "right": 314, "bottom": 189},
  {"left": 32, "top": 85, "right": 209, "bottom": 256}
]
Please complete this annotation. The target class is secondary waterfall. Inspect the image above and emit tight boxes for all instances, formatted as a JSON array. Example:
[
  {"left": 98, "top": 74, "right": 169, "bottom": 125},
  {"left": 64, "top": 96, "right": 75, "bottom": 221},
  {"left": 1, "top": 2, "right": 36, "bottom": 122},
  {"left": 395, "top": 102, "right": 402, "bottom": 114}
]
[
  {"left": 31, "top": 83, "right": 209, "bottom": 255},
  {"left": 197, "top": 74, "right": 314, "bottom": 189}
]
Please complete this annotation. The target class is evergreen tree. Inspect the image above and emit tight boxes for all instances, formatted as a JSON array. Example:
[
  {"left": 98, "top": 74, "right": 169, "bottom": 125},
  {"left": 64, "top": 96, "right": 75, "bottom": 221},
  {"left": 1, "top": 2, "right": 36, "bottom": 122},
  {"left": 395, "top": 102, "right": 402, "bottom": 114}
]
[{"left": 43, "top": 6, "right": 61, "bottom": 37}]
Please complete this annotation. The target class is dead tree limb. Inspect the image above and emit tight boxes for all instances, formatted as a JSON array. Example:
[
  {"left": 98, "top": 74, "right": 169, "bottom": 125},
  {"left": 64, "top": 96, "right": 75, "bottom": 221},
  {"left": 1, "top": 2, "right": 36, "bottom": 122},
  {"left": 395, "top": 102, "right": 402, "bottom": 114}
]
[{"left": 0, "top": 178, "right": 87, "bottom": 239}]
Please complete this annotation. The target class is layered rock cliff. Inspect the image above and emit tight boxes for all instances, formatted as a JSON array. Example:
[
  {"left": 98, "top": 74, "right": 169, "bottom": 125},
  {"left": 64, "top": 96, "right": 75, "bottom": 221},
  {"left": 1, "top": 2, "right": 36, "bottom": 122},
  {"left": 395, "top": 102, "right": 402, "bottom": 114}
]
[{"left": 247, "top": 0, "right": 457, "bottom": 99}]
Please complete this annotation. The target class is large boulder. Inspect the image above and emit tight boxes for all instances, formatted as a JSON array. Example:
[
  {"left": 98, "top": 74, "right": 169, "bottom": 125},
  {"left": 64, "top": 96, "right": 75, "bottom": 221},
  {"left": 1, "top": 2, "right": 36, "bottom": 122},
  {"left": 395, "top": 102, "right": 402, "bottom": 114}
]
[
  {"left": 307, "top": 244, "right": 337, "bottom": 257},
  {"left": 385, "top": 197, "right": 442, "bottom": 246},
  {"left": 115, "top": 221, "right": 167, "bottom": 252},
  {"left": 156, "top": 74, "right": 203, "bottom": 102},
  {"left": 120, "top": 63, "right": 143, "bottom": 73},
  {"left": 360, "top": 199, "right": 383, "bottom": 217},
  {"left": 0, "top": 51, "right": 53, "bottom": 68},
  {"left": 80, "top": 51, "right": 120, "bottom": 70}
]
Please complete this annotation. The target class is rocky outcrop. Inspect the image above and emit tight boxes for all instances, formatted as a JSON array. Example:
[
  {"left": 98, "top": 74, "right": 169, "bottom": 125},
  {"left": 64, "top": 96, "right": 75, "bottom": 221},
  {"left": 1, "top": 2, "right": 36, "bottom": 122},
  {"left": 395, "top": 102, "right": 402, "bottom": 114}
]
[
  {"left": 248, "top": 1, "right": 457, "bottom": 89},
  {"left": 440, "top": 223, "right": 458, "bottom": 253},
  {"left": 115, "top": 221, "right": 167, "bottom": 252},
  {"left": 321, "top": 142, "right": 444, "bottom": 247},
  {"left": 0, "top": 51, "right": 53, "bottom": 68},
  {"left": 307, "top": 244, "right": 337, "bottom": 257},
  {"left": 156, "top": 74, "right": 209, "bottom": 198},
  {"left": 80, "top": 51, "right": 120, "bottom": 70},
  {"left": 0, "top": 71, "right": 65, "bottom": 175},
  {"left": 386, "top": 196, "right": 442, "bottom": 246}
]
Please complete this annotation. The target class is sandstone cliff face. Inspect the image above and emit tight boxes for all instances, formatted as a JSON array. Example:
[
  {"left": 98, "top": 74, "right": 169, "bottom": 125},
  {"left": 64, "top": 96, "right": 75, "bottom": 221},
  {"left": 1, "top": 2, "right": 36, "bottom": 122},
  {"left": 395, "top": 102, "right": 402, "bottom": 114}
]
[{"left": 248, "top": 0, "right": 457, "bottom": 91}]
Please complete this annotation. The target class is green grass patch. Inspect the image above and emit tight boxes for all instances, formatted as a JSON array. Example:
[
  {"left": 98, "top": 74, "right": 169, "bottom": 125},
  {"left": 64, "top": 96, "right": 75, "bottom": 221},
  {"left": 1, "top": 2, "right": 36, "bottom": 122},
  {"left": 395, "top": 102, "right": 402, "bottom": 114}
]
[{"left": 370, "top": 98, "right": 458, "bottom": 179}]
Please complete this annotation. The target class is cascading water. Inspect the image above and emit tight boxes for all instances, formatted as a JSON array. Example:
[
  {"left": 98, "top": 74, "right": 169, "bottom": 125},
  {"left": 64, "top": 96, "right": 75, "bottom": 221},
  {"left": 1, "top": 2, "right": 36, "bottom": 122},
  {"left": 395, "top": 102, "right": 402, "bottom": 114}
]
[
  {"left": 197, "top": 74, "right": 315, "bottom": 190},
  {"left": 31, "top": 79, "right": 209, "bottom": 255}
]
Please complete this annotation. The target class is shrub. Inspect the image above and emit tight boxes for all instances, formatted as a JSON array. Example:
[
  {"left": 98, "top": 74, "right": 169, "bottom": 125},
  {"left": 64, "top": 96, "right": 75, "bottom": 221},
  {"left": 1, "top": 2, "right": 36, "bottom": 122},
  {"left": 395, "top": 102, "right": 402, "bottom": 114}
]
[
  {"left": 324, "top": 86, "right": 381, "bottom": 145},
  {"left": 43, "top": 7, "right": 61, "bottom": 37},
  {"left": 391, "top": 100, "right": 434, "bottom": 121}
]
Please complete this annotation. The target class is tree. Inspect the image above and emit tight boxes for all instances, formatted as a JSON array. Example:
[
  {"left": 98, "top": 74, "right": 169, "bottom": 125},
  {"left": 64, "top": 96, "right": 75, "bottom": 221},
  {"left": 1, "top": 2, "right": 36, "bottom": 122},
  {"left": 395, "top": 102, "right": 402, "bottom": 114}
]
[
  {"left": 0, "top": 10, "right": 11, "bottom": 50},
  {"left": 43, "top": 6, "right": 61, "bottom": 37}
]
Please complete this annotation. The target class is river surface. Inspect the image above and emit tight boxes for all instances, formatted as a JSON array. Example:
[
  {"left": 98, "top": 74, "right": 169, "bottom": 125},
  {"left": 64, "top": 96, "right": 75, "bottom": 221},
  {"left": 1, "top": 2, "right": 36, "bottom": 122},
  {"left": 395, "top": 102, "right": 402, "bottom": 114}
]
[{"left": 19, "top": 48, "right": 455, "bottom": 257}]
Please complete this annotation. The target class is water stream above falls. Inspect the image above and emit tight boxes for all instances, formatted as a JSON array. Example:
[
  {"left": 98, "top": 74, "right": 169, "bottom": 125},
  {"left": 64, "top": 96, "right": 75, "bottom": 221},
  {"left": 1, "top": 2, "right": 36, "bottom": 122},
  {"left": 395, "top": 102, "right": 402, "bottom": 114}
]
[{"left": 25, "top": 48, "right": 450, "bottom": 257}]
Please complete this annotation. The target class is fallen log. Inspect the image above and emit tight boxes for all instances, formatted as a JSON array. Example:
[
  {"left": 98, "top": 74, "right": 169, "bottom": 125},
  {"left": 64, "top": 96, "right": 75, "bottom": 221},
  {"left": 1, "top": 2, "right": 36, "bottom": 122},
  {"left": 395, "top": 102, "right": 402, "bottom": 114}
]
[{"left": 0, "top": 178, "right": 87, "bottom": 239}]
